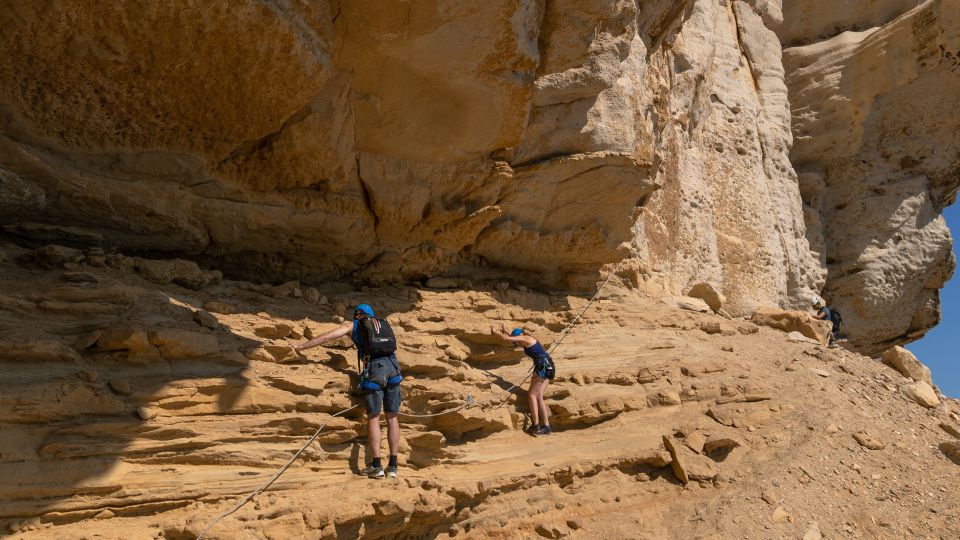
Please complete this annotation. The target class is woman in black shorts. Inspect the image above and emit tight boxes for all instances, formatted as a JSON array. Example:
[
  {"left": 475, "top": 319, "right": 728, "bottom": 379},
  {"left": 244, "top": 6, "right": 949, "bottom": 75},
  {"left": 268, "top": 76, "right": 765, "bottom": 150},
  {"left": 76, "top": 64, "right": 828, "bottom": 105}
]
[{"left": 492, "top": 325, "right": 555, "bottom": 435}]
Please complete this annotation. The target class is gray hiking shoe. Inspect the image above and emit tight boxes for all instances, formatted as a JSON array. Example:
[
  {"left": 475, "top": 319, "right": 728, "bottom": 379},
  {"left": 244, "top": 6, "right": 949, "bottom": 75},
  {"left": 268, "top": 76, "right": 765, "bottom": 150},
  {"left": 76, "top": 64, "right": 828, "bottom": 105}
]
[
  {"left": 361, "top": 463, "right": 384, "bottom": 478},
  {"left": 386, "top": 465, "right": 398, "bottom": 479}
]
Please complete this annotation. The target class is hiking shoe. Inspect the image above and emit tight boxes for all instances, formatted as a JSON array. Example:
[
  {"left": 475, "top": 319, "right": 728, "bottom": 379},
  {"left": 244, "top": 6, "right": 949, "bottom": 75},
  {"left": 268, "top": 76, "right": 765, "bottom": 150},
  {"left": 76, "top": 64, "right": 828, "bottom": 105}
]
[
  {"left": 366, "top": 466, "right": 385, "bottom": 479},
  {"left": 386, "top": 465, "right": 398, "bottom": 479},
  {"left": 526, "top": 424, "right": 540, "bottom": 435},
  {"left": 536, "top": 426, "right": 552, "bottom": 436}
]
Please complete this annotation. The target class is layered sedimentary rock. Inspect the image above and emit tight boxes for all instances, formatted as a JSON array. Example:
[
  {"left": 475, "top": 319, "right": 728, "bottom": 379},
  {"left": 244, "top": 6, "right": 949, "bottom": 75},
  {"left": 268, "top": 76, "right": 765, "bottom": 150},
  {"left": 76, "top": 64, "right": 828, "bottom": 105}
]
[
  {"left": 781, "top": 0, "right": 960, "bottom": 353},
  {"left": 1, "top": 243, "right": 958, "bottom": 539},
  {"left": 1, "top": 1, "right": 957, "bottom": 348},
  {"left": 0, "top": 0, "right": 820, "bottom": 310}
]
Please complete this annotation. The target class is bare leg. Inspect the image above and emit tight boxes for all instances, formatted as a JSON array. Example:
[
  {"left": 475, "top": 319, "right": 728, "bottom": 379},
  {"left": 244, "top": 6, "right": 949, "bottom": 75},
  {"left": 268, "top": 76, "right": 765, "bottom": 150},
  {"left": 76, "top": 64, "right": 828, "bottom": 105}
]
[
  {"left": 537, "top": 378, "right": 550, "bottom": 427},
  {"left": 386, "top": 412, "right": 400, "bottom": 456},
  {"left": 367, "top": 413, "right": 381, "bottom": 459},
  {"left": 528, "top": 378, "right": 542, "bottom": 427}
]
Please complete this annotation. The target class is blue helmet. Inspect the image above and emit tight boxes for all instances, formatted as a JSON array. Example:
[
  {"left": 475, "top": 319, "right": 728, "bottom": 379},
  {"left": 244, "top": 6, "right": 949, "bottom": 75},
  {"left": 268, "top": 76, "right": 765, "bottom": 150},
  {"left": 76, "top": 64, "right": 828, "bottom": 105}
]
[
  {"left": 355, "top": 303, "right": 375, "bottom": 318},
  {"left": 510, "top": 327, "right": 523, "bottom": 337}
]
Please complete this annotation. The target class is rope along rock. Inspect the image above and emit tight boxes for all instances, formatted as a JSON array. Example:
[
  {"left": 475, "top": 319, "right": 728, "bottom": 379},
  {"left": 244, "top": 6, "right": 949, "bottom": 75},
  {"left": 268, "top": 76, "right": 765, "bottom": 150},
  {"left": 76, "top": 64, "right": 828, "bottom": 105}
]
[{"left": 196, "top": 265, "right": 621, "bottom": 538}]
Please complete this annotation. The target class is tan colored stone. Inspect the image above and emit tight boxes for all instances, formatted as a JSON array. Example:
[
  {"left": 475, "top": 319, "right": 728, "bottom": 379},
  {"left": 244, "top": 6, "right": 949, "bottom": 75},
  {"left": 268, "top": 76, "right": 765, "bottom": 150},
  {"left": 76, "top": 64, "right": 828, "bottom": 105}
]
[
  {"left": 881, "top": 346, "right": 932, "bottom": 385},
  {"left": 940, "top": 441, "right": 960, "bottom": 465},
  {"left": 192, "top": 309, "right": 219, "bottom": 330},
  {"left": 254, "top": 324, "right": 293, "bottom": 340},
  {"left": 751, "top": 307, "right": 832, "bottom": 345},
  {"left": 96, "top": 328, "right": 154, "bottom": 354},
  {"left": 783, "top": 0, "right": 960, "bottom": 354},
  {"left": 108, "top": 379, "right": 132, "bottom": 395},
  {"left": 853, "top": 431, "right": 885, "bottom": 450},
  {"left": 663, "top": 436, "right": 718, "bottom": 484},
  {"left": 687, "top": 282, "right": 726, "bottom": 312},
  {"left": 303, "top": 287, "right": 320, "bottom": 304},
  {"left": 939, "top": 423, "right": 960, "bottom": 439},
  {"left": 901, "top": 381, "right": 940, "bottom": 408}
]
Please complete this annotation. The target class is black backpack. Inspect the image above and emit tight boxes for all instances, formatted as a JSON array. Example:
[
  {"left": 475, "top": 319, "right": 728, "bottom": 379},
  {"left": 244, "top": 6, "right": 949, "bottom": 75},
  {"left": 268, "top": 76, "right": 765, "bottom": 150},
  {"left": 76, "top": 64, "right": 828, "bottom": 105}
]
[
  {"left": 829, "top": 309, "right": 842, "bottom": 334},
  {"left": 358, "top": 317, "right": 397, "bottom": 359}
]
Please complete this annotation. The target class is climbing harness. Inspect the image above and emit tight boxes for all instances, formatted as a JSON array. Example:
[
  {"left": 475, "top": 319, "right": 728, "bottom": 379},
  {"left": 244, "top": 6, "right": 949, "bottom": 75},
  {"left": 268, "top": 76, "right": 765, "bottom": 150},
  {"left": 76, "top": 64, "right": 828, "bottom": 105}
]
[{"left": 195, "top": 264, "right": 622, "bottom": 538}]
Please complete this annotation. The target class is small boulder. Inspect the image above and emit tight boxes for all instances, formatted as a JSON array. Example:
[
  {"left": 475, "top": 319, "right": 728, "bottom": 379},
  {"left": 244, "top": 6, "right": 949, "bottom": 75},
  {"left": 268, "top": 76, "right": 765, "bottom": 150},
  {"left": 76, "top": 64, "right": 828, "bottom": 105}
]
[
  {"left": 663, "top": 436, "right": 718, "bottom": 484},
  {"left": 96, "top": 328, "right": 155, "bottom": 356},
  {"left": 687, "top": 282, "right": 725, "bottom": 312},
  {"left": 901, "top": 381, "right": 939, "bottom": 408},
  {"left": 662, "top": 296, "right": 711, "bottom": 313},
  {"left": 802, "top": 522, "right": 822, "bottom": 540},
  {"left": 939, "top": 422, "right": 960, "bottom": 439},
  {"left": 684, "top": 430, "right": 707, "bottom": 454},
  {"left": 245, "top": 347, "right": 276, "bottom": 363},
  {"left": 254, "top": 324, "right": 293, "bottom": 339},
  {"left": 809, "top": 367, "right": 830, "bottom": 378},
  {"left": 108, "top": 379, "right": 132, "bottom": 394},
  {"left": 751, "top": 307, "right": 832, "bottom": 345},
  {"left": 852, "top": 431, "right": 885, "bottom": 450},
  {"left": 881, "top": 346, "right": 932, "bottom": 384},
  {"left": 770, "top": 506, "right": 791, "bottom": 523},
  {"left": 900, "top": 381, "right": 940, "bottom": 408},
  {"left": 939, "top": 440, "right": 960, "bottom": 465},
  {"left": 303, "top": 287, "right": 320, "bottom": 304},
  {"left": 136, "top": 407, "right": 156, "bottom": 420},
  {"left": 263, "top": 345, "right": 296, "bottom": 362},
  {"left": 534, "top": 522, "right": 566, "bottom": 539},
  {"left": 192, "top": 309, "right": 219, "bottom": 330}
]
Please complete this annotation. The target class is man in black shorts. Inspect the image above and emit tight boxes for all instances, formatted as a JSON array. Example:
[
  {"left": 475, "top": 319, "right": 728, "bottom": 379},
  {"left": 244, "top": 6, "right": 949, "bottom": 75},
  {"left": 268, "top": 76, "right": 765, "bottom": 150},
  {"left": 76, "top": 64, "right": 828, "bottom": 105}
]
[{"left": 293, "top": 303, "right": 402, "bottom": 479}]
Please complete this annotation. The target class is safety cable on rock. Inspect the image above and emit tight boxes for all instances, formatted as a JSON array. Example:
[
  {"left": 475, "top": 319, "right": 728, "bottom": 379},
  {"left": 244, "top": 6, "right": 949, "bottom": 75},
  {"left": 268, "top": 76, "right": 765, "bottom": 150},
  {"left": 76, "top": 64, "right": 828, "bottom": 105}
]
[
  {"left": 484, "top": 262, "right": 620, "bottom": 411},
  {"left": 196, "top": 264, "right": 621, "bottom": 538},
  {"left": 196, "top": 404, "right": 359, "bottom": 540}
]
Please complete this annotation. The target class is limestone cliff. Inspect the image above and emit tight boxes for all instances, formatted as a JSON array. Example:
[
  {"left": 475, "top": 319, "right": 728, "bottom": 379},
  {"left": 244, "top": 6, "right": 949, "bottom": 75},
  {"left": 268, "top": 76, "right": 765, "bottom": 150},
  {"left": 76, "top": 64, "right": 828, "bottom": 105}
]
[
  {"left": 781, "top": 0, "right": 960, "bottom": 353},
  {"left": 0, "top": 0, "right": 826, "bottom": 315},
  {"left": 3, "top": 3, "right": 960, "bottom": 536}
]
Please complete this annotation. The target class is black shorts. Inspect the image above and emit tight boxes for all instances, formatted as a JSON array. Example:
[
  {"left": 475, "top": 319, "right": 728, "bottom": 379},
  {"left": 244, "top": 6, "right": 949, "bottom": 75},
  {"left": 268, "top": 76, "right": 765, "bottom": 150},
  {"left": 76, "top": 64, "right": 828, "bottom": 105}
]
[{"left": 363, "top": 356, "right": 402, "bottom": 415}]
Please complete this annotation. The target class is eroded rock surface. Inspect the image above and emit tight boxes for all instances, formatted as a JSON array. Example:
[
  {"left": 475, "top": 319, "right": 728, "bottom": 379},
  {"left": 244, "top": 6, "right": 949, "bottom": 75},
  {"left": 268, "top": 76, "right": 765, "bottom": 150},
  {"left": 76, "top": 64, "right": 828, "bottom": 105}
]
[
  {"left": 0, "top": 0, "right": 825, "bottom": 308},
  {"left": 782, "top": 0, "right": 960, "bottom": 353},
  {"left": 1, "top": 246, "right": 958, "bottom": 539}
]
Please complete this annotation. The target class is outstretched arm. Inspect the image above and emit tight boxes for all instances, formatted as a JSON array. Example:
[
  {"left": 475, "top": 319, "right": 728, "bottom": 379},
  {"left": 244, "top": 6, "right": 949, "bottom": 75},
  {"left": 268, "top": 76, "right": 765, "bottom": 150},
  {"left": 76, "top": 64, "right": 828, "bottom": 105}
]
[
  {"left": 294, "top": 321, "right": 353, "bottom": 353},
  {"left": 490, "top": 324, "right": 536, "bottom": 347}
]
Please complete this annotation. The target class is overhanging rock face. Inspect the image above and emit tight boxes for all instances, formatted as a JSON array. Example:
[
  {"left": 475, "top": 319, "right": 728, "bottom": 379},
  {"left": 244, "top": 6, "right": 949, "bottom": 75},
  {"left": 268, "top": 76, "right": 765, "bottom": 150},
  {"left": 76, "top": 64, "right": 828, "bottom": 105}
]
[
  {"left": 0, "top": 1, "right": 659, "bottom": 290},
  {"left": 781, "top": 0, "right": 960, "bottom": 354},
  {"left": 1, "top": 1, "right": 956, "bottom": 352}
]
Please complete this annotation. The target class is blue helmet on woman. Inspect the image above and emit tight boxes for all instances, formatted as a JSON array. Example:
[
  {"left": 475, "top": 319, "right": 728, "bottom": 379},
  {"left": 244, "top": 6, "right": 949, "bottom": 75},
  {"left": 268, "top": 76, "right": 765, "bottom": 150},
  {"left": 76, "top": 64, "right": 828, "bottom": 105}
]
[
  {"left": 510, "top": 328, "right": 523, "bottom": 337},
  {"left": 355, "top": 303, "right": 375, "bottom": 318}
]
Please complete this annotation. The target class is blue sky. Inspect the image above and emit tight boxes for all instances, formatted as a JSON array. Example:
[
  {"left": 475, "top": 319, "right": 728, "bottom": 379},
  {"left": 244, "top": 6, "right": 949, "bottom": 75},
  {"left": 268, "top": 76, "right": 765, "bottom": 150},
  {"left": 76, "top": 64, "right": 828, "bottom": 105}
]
[{"left": 906, "top": 203, "right": 960, "bottom": 398}]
